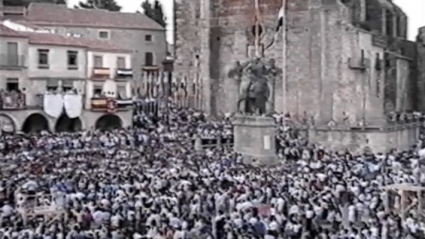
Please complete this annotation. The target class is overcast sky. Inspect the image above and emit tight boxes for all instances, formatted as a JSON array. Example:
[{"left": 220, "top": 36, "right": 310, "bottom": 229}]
[{"left": 69, "top": 0, "right": 424, "bottom": 43}]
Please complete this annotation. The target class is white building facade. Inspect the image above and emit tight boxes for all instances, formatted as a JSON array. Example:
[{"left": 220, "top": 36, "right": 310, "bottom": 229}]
[{"left": 0, "top": 20, "right": 133, "bottom": 133}]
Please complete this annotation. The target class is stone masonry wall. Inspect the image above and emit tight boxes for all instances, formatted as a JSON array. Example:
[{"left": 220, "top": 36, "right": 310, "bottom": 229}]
[
  {"left": 174, "top": 0, "right": 413, "bottom": 123},
  {"left": 417, "top": 27, "right": 425, "bottom": 112},
  {"left": 174, "top": 0, "right": 201, "bottom": 76},
  {"left": 283, "top": 0, "right": 389, "bottom": 125},
  {"left": 204, "top": 0, "right": 283, "bottom": 116}
]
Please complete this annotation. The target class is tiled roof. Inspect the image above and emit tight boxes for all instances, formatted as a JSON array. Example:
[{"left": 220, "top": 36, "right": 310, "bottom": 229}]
[
  {"left": 79, "top": 38, "right": 133, "bottom": 53},
  {"left": 2, "top": 6, "right": 26, "bottom": 14},
  {"left": 11, "top": 20, "right": 44, "bottom": 30},
  {"left": 25, "top": 3, "right": 164, "bottom": 31},
  {"left": 26, "top": 32, "right": 87, "bottom": 48},
  {"left": 0, "top": 20, "right": 130, "bottom": 52},
  {"left": 25, "top": 32, "right": 131, "bottom": 53},
  {"left": 0, "top": 24, "right": 26, "bottom": 38}
]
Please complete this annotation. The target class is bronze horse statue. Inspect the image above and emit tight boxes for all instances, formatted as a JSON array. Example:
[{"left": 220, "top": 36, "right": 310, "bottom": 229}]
[{"left": 237, "top": 58, "right": 270, "bottom": 115}]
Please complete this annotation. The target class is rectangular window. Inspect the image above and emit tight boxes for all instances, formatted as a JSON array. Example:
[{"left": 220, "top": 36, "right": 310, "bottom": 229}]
[
  {"left": 62, "top": 80, "right": 73, "bottom": 92},
  {"left": 365, "top": 0, "right": 373, "bottom": 22},
  {"left": 47, "top": 86, "right": 58, "bottom": 91},
  {"left": 67, "top": 51, "right": 78, "bottom": 69},
  {"left": 98, "top": 30, "right": 109, "bottom": 39},
  {"left": 385, "top": 11, "right": 393, "bottom": 37},
  {"left": 46, "top": 79, "right": 59, "bottom": 92},
  {"left": 63, "top": 86, "right": 72, "bottom": 92},
  {"left": 38, "top": 49, "right": 49, "bottom": 68},
  {"left": 93, "top": 86, "right": 103, "bottom": 96},
  {"left": 145, "top": 52, "right": 154, "bottom": 66},
  {"left": 145, "top": 34, "right": 152, "bottom": 42},
  {"left": 94, "top": 55, "right": 103, "bottom": 68},
  {"left": 376, "top": 54, "right": 381, "bottom": 97},
  {"left": 117, "top": 57, "right": 126, "bottom": 69},
  {"left": 117, "top": 85, "right": 127, "bottom": 99},
  {"left": 6, "top": 42, "right": 18, "bottom": 66},
  {"left": 6, "top": 78, "right": 19, "bottom": 91}
]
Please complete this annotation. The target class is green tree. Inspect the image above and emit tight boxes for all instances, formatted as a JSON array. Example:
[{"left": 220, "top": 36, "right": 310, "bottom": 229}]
[
  {"left": 75, "top": 0, "right": 121, "bottom": 11},
  {"left": 4, "top": 0, "right": 66, "bottom": 6},
  {"left": 141, "top": 0, "right": 166, "bottom": 28}
]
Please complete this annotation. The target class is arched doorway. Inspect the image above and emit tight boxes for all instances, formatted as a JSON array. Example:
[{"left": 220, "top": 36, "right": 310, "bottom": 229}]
[
  {"left": 95, "top": 114, "right": 122, "bottom": 130},
  {"left": 55, "top": 114, "right": 82, "bottom": 132},
  {"left": 0, "top": 114, "right": 16, "bottom": 134},
  {"left": 22, "top": 113, "right": 49, "bottom": 133}
]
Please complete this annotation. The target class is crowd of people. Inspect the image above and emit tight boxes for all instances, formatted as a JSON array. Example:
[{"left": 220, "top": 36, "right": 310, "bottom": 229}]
[{"left": 0, "top": 101, "right": 423, "bottom": 239}]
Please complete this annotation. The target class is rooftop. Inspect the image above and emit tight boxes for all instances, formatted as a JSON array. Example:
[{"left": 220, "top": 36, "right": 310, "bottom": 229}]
[
  {"left": 2, "top": 6, "right": 26, "bottom": 14},
  {"left": 0, "top": 24, "right": 26, "bottom": 38},
  {"left": 25, "top": 3, "right": 164, "bottom": 31},
  {"left": 25, "top": 32, "right": 131, "bottom": 53},
  {"left": 0, "top": 21, "right": 131, "bottom": 53}
]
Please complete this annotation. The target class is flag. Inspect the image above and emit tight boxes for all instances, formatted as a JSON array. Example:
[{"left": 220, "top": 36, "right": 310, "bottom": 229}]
[
  {"left": 266, "top": 4, "right": 285, "bottom": 50},
  {"left": 276, "top": 6, "right": 284, "bottom": 33}
]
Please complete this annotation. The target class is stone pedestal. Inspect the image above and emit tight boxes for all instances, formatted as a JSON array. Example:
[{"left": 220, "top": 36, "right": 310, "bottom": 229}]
[{"left": 233, "top": 114, "right": 278, "bottom": 166}]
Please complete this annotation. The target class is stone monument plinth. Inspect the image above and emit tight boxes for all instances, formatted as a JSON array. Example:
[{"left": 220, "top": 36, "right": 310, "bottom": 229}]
[{"left": 233, "top": 114, "right": 278, "bottom": 166}]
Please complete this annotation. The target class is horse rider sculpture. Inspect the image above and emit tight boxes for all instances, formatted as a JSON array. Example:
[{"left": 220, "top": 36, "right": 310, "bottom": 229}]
[{"left": 233, "top": 58, "right": 273, "bottom": 115}]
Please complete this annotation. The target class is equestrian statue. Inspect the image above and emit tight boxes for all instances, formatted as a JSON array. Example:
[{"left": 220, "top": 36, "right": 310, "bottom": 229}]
[{"left": 229, "top": 58, "right": 279, "bottom": 116}]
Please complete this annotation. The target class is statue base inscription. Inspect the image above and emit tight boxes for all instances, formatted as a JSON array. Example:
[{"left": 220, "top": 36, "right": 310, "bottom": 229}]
[{"left": 233, "top": 114, "right": 278, "bottom": 166}]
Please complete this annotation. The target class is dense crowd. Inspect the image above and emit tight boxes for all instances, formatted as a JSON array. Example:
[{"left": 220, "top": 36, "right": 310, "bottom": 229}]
[{"left": 0, "top": 102, "right": 423, "bottom": 239}]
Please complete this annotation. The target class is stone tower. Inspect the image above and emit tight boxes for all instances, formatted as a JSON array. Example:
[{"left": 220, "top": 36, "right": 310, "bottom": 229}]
[
  {"left": 175, "top": 0, "right": 282, "bottom": 115},
  {"left": 175, "top": 0, "right": 421, "bottom": 152},
  {"left": 417, "top": 27, "right": 425, "bottom": 112},
  {"left": 175, "top": 0, "right": 411, "bottom": 123}
]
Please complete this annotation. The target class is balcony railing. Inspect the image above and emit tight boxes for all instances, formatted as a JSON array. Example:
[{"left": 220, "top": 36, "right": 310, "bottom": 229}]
[
  {"left": 91, "top": 67, "right": 111, "bottom": 79},
  {"left": 0, "top": 91, "right": 26, "bottom": 110},
  {"left": 90, "top": 97, "right": 132, "bottom": 112},
  {"left": 0, "top": 54, "right": 26, "bottom": 69},
  {"left": 115, "top": 68, "right": 133, "bottom": 79}
]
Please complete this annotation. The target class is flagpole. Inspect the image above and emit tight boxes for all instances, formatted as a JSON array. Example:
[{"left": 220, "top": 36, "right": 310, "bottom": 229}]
[
  {"left": 254, "top": 0, "right": 260, "bottom": 58},
  {"left": 282, "top": 0, "right": 287, "bottom": 128}
]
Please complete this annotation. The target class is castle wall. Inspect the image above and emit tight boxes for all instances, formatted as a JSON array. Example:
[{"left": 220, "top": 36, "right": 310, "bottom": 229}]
[
  {"left": 397, "top": 40, "right": 418, "bottom": 110},
  {"left": 174, "top": 0, "right": 414, "bottom": 123},
  {"left": 395, "top": 57, "right": 412, "bottom": 111},
  {"left": 417, "top": 27, "right": 425, "bottom": 112},
  {"left": 308, "top": 125, "right": 419, "bottom": 154},
  {"left": 174, "top": 0, "right": 201, "bottom": 76},
  {"left": 284, "top": 1, "right": 388, "bottom": 125},
  {"left": 200, "top": 0, "right": 284, "bottom": 115}
]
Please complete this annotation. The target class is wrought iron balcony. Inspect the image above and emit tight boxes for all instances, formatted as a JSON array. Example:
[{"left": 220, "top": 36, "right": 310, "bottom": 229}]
[
  {"left": 0, "top": 91, "right": 26, "bottom": 110},
  {"left": 0, "top": 54, "right": 26, "bottom": 69},
  {"left": 115, "top": 68, "right": 133, "bottom": 79},
  {"left": 90, "top": 97, "right": 132, "bottom": 112},
  {"left": 91, "top": 67, "right": 111, "bottom": 79}
]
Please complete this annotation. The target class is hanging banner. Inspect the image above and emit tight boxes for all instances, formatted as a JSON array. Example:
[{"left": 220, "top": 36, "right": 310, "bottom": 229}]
[
  {"left": 43, "top": 94, "right": 63, "bottom": 118},
  {"left": 64, "top": 94, "right": 83, "bottom": 118}
]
